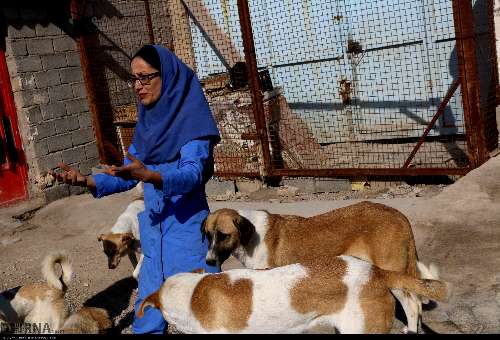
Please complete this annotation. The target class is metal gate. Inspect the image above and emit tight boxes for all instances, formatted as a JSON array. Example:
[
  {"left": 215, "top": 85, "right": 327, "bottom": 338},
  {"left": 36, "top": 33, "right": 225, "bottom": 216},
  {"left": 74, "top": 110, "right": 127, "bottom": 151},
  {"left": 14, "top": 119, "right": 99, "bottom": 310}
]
[
  {"left": 223, "top": 0, "right": 497, "bottom": 178},
  {"left": 75, "top": 0, "right": 498, "bottom": 179}
]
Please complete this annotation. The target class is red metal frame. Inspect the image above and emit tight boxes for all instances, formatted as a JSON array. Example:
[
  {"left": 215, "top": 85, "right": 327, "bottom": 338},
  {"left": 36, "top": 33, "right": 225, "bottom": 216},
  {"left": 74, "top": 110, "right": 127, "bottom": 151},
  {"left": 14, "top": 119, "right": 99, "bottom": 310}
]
[
  {"left": 71, "top": 0, "right": 108, "bottom": 164},
  {"left": 452, "top": 0, "right": 489, "bottom": 168},
  {"left": 144, "top": 0, "right": 155, "bottom": 44},
  {"left": 0, "top": 48, "right": 29, "bottom": 206},
  {"left": 237, "top": 0, "right": 273, "bottom": 177}
]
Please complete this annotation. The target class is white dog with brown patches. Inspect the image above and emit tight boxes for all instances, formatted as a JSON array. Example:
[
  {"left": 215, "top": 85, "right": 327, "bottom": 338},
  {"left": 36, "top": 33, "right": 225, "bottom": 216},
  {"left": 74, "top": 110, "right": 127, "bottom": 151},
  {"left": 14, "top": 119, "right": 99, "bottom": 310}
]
[
  {"left": 138, "top": 255, "right": 449, "bottom": 334},
  {"left": 201, "top": 201, "right": 438, "bottom": 333},
  {"left": 98, "top": 199, "right": 144, "bottom": 280},
  {"left": 2, "top": 251, "right": 73, "bottom": 333}
]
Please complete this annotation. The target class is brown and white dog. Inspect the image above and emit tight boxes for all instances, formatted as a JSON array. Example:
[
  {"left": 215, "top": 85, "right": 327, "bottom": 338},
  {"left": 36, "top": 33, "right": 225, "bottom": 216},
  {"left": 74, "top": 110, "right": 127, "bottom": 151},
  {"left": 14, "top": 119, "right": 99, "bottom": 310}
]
[
  {"left": 201, "top": 201, "right": 436, "bottom": 333},
  {"left": 98, "top": 199, "right": 144, "bottom": 280},
  {"left": 138, "top": 255, "right": 449, "bottom": 334},
  {"left": 4, "top": 251, "right": 73, "bottom": 333},
  {"left": 61, "top": 307, "right": 112, "bottom": 334}
]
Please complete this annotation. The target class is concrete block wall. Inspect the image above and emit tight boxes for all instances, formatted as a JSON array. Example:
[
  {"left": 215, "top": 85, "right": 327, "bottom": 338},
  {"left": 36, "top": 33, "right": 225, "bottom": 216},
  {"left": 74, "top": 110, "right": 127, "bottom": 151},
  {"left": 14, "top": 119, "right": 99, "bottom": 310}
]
[{"left": 3, "top": 7, "right": 99, "bottom": 202}]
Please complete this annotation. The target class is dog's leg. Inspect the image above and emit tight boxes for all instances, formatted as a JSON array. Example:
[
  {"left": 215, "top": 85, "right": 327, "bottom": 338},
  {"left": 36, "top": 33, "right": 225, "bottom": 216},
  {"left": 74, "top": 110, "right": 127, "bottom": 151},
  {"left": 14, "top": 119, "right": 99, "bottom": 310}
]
[
  {"left": 391, "top": 290, "right": 420, "bottom": 333},
  {"left": 128, "top": 251, "right": 138, "bottom": 269},
  {"left": 132, "top": 253, "right": 144, "bottom": 280}
]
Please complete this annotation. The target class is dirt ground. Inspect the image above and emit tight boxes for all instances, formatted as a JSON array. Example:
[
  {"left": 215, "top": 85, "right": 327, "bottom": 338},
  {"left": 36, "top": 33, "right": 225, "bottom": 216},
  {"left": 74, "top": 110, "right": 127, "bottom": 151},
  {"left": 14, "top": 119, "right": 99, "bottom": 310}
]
[{"left": 1, "top": 154, "right": 500, "bottom": 334}]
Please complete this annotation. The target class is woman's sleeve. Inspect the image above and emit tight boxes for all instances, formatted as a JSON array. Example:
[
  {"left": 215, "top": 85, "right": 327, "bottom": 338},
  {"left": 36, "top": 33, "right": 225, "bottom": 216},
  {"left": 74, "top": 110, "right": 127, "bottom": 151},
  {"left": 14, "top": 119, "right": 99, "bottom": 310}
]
[
  {"left": 158, "top": 139, "right": 213, "bottom": 197},
  {"left": 91, "top": 144, "right": 140, "bottom": 198}
]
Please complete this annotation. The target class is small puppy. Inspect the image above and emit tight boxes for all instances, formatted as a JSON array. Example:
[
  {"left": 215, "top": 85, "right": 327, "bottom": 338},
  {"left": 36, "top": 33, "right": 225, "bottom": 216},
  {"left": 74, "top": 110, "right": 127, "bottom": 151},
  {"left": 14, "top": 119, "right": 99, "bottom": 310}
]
[
  {"left": 138, "top": 255, "right": 449, "bottom": 334},
  {"left": 6, "top": 251, "right": 73, "bottom": 333},
  {"left": 61, "top": 307, "right": 112, "bottom": 334},
  {"left": 98, "top": 199, "right": 144, "bottom": 279}
]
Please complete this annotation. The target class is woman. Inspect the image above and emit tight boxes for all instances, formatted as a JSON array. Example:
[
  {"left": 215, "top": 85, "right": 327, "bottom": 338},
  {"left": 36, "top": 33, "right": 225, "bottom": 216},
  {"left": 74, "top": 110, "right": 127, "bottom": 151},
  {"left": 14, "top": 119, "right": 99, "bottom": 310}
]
[{"left": 51, "top": 45, "right": 221, "bottom": 333}]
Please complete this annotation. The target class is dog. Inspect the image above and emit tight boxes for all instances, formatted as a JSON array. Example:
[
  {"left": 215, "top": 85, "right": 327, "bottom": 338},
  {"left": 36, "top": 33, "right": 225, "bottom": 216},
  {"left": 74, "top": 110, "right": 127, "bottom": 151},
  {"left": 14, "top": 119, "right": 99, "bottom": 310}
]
[
  {"left": 138, "top": 255, "right": 449, "bottom": 334},
  {"left": 61, "top": 307, "right": 112, "bottom": 334},
  {"left": 0, "top": 309, "right": 9, "bottom": 333},
  {"left": 201, "top": 201, "right": 437, "bottom": 333},
  {"left": 98, "top": 199, "right": 144, "bottom": 280},
  {"left": 5, "top": 251, "right": 73, "bottom": 333},
  {"left": 0, "top": 287, "right": 20, "bottom": 333}
]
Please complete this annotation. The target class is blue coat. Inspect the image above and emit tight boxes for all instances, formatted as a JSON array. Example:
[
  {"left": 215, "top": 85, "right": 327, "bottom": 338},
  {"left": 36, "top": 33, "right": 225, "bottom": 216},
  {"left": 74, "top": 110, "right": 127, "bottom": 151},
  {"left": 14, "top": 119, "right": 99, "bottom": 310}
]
[{"left": 92, "top": 139, "right": 219, "bottom": 333}]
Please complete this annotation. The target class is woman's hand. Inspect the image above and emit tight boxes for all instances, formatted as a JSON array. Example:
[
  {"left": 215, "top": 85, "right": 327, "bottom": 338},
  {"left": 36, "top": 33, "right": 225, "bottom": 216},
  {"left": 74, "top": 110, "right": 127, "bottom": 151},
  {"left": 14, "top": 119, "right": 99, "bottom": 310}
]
[
  {"left": 49, "top": 163, "right": 94, "bottom": 188},
  {"left": 108, "top": 153, "right": 151, "bottom": 182},
  {"left": 108, "top": 153, "right": 163, "bottom": 188}
]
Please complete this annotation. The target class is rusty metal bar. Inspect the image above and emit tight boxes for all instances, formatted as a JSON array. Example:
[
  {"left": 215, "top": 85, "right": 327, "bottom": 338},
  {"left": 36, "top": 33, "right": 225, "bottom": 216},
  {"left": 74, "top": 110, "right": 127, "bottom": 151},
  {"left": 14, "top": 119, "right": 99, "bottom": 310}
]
[
  {"left": 403, "top": 78, "right": 460, "bottom": 168},
  {"left": 70, "top": 0, "right": 107, "bottom": 164},
  {"left": 487, "top": 0, "right": 499, "bottom": 150},
  {"left": 488, "top": 0, "right": 499, "bottom": 99},
  {"left": 237, "top": 0, "right": 273, "bottom": 178},
  {"left": 452, "top": 0, "right": 488, "bottom": 168},
  {"left": 144, "top": 0, "right": 155, "bottom": 44},
  {"left": 273, "top": 167, "right": 470, "bottom": 177}
]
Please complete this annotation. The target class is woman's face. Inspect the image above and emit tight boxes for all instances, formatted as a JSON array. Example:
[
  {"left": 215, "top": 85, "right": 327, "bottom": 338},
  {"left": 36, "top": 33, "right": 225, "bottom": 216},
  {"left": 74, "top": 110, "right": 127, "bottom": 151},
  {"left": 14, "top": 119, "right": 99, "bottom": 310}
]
[{"left": 130, "top": 57, "right": 162, "bottom": 106}]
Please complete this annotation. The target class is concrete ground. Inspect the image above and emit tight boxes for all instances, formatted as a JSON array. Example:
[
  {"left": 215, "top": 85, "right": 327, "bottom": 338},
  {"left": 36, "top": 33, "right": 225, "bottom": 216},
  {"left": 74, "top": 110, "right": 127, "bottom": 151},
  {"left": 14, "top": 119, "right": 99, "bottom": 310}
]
[{"left": 1, "top": 154, "right": 500, "bottom": 333}]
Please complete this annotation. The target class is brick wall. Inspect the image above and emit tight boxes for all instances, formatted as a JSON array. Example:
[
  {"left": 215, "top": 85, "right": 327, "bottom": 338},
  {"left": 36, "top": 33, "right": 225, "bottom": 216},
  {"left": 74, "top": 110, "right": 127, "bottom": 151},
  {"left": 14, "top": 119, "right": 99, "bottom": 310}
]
[{"left": 3, "top": 6, "right": 99, "bottom": 202}]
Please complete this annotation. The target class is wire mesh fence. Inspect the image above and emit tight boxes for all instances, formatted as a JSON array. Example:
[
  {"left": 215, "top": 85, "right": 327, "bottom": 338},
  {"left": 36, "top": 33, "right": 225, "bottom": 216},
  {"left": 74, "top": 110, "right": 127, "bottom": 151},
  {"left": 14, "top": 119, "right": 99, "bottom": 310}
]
[
  {"left": 246, "top": 0, "right": 492, "bottom": 174},
  {"left": 76, "top": 0, "right": 498, "bottom": 179},
  {"left": 74, "top": 0, "right": 172, "bottom": 165}
]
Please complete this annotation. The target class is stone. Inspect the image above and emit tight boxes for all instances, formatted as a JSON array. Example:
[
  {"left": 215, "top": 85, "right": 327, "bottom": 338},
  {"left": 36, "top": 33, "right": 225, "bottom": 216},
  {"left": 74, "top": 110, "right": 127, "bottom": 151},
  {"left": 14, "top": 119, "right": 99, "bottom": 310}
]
[{"left": 206, "top": 179, "right": 235, "bottom": 197}]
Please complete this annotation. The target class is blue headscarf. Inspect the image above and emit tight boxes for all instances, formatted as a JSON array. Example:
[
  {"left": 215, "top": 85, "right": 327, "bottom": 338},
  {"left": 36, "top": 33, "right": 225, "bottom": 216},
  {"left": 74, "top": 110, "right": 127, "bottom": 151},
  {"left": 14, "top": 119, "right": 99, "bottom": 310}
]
[{"left": 132, "top": 45, "right": 220, "bottom": 165}]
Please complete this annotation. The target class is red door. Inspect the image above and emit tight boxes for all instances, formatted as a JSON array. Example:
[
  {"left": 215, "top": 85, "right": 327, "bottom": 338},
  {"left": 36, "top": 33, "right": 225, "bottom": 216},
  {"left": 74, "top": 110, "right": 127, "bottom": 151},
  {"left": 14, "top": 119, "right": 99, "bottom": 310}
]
[{"left": 0, "top": 48, "right": 28, "bottom": 206}]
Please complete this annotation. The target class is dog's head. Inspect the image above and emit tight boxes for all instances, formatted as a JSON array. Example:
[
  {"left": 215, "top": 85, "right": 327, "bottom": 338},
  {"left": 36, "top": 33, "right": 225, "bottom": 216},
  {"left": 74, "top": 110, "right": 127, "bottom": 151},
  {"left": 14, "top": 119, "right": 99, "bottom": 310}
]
[
  {"left": 97, "top": 233, "right": 135, "bottom": 269},
  {"left": 201, "top": 208, "right": 255, "bottom": 266}
]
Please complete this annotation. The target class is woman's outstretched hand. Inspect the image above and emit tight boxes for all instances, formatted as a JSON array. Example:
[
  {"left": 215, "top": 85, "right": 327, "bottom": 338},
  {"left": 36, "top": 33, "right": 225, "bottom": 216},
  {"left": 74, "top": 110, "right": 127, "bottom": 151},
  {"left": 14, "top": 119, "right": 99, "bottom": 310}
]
[
  {"left": 49, "top": 162, "right": 95, "bottom": 188},
  {"left": 108, "top": 153, "right": 163, "bottom": 187},
  {"left": 108, "top": 153, "right": 149, "bottom": 182}
]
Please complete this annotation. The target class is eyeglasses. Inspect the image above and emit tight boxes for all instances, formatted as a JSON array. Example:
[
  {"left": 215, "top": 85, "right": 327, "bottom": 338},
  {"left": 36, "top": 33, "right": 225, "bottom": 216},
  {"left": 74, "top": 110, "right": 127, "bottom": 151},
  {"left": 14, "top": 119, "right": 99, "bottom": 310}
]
[{"left": 127, "top": 72, "right": 160, "bottom": 88}]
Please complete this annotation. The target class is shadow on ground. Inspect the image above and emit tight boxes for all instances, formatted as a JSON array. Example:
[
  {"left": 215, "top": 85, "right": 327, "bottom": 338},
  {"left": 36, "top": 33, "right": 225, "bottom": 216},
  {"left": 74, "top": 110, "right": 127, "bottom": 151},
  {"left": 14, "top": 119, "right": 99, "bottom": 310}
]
[{"left": 83, "top": 276, "right": 137, "bottom": 334}]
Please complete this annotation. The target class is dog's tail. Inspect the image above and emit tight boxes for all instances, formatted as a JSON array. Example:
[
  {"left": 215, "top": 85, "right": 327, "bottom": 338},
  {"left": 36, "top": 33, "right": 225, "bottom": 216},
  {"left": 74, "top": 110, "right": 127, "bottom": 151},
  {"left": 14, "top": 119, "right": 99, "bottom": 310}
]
[
  {"left": 379, "top": 268, "right": 450, "bottom": 303},
  {"left": 42, "top": 251, "right": 73, "bottom": 292},
  {"left": 137, "top": 290, "right": 162, "bottom": 318}
]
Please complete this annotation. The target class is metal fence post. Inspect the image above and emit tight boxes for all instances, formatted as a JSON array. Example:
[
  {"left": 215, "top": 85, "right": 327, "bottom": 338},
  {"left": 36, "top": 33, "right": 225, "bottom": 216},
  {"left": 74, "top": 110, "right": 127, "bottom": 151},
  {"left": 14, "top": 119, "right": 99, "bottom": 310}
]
[
  {"left": 452, "top": 0, "right": 489, "bottom": 168},
  {"left": 144, "top": 0, "right": 155, "bottom": 44},
  {"left": 236, "top": 0, "right": 273, "bottom": 178},
  {"left": 71, "top": 0, "right": 108, "bottom": 164}
]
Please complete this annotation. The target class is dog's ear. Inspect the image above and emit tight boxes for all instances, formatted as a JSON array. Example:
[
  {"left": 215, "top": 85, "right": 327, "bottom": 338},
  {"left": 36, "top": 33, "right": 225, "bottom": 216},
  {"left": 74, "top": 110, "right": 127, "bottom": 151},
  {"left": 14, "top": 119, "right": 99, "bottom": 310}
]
[
  {"left": 200, "top": 218, "right": 207, "bottom": 243},
  {"left": 235, "top": 215, "right": 255, "bottom": 246},
  {"left": 98, "top": 234, "right": 104, "bottom": 242}
]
